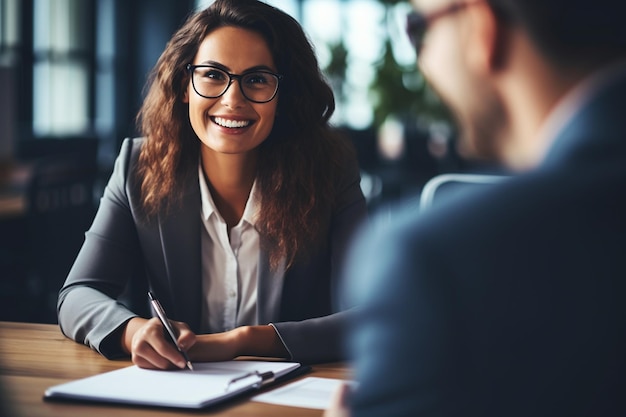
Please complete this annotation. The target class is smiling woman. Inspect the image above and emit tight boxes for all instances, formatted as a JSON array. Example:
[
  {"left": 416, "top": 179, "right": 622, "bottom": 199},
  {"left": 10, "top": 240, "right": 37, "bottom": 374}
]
[{"left": 56, "top": 0, "right": 368, "bottom": 370}]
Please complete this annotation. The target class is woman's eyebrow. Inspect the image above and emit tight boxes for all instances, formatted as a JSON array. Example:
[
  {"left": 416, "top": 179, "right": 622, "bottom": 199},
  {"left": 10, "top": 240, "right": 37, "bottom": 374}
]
[
  {"left": 198, "top": 60, "right": 229, "bottom": 70},
  {"left": 198, "top": 60, "right": 276, "bottom": 73},
  {"left": 244, "top": 65, "right": 277, "bottom": 73}
]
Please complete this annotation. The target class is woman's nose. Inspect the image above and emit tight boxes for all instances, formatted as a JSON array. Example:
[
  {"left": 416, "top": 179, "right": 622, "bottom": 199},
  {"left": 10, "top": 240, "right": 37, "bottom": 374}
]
[{"left": 219, "top": 79, "right": 247, "bottom": 108}]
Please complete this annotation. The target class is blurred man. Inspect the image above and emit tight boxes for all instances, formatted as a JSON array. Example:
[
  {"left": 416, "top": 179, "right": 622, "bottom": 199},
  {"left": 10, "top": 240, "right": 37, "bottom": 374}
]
[{"left": 326, "top": 0, "right": 626, "bottom": 416}]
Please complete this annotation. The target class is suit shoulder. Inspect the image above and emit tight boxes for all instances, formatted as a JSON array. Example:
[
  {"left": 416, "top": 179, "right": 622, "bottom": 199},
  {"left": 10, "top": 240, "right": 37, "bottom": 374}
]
[{"left": 119, "top": 137, "right": 145, "bottom": 159}]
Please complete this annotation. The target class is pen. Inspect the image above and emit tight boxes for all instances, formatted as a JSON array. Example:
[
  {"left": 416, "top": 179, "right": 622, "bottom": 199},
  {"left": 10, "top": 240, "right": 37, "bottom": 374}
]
[{"left": 147, "top": 291, "right": 194, "bottom": 371}]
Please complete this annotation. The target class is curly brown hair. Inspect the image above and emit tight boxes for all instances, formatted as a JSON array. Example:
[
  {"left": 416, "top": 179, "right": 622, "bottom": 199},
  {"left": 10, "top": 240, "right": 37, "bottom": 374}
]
[{"left": 136, "top": 0, "right": 355, "bottom": 270}]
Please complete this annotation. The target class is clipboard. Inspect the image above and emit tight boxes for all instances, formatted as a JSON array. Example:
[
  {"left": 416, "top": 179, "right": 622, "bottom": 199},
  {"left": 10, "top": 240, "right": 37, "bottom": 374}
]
[{"left": 44, "top": 360, "right": 309, "bottom": 409}]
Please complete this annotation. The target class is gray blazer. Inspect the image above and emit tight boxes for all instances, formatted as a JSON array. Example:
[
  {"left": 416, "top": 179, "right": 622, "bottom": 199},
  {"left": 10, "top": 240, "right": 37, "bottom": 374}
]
[{"left": 58, "top": 137, "right": 367, "bottom": 364}]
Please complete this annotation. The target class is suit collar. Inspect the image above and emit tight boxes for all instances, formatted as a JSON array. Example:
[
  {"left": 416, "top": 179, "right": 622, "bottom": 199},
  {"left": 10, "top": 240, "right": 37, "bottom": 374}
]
[
  {"left": 157, "top": 171, "right": 203, "bottom": 331},
  {"left": 541, "top": 61, "right": 626, "bottom": 168},
  {"left": 536, "top": 60, "right": 626, "bottom": 155}
]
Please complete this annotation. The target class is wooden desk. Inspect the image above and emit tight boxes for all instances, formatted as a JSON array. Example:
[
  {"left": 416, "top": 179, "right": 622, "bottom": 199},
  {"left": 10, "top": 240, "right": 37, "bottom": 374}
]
[{"left": 0, "top": 322, "right": 350, "bottom": 417}]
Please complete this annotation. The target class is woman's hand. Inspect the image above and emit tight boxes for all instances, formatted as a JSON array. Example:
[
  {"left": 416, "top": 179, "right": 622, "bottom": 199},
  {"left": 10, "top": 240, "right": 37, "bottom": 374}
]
[
  {"left": 189, "top": 325, "right": 289, "bottom": 362},
  {"left": 123, "top": 321, "right": 289, "bottom": 366},
  {"left": 122, "top": 317, "right": 197, "bottom": 370}
]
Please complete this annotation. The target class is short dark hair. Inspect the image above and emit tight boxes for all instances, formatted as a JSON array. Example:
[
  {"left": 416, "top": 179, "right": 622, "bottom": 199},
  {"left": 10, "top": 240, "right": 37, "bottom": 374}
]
[{"left": 488, "top": 0, "right": 626, "bottom": 65}]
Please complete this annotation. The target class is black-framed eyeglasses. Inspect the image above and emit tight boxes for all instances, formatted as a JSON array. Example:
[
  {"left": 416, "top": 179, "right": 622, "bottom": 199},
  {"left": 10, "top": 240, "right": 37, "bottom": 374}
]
[
  {"left": 186, "top": 64, "right": 283, "bottom": 104},
  {"left": 406, "top": 0, "right": 482, "bottom": 55}
]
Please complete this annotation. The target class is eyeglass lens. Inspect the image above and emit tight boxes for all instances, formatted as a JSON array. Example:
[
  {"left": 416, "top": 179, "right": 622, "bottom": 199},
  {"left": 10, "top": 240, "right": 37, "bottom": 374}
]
[
  {"left": 406, "top": 2, "right": 481, "bottom": 55},
  {"left": 191, "top": 66, "right": 279, "bottom": 103}
]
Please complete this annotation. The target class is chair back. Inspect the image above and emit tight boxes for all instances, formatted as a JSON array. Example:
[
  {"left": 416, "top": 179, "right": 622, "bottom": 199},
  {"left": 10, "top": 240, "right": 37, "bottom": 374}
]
[{"left": 420, "top": 173, "right": 507, "bottom": 210}]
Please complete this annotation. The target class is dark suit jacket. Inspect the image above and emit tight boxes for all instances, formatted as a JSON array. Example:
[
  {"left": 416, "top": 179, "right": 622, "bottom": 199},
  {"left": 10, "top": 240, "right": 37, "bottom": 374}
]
[
  {"left": 345, "top": 69, "right": 626, "bottom": 416},
  {"left": 58, "top": 137, "right": 367, "bottom": 364}
]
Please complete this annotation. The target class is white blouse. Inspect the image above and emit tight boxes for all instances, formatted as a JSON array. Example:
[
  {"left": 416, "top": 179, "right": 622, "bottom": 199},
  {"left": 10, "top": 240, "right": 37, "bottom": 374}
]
[{"left": 198, "top": 164, "right": 260, "bottom": 333}]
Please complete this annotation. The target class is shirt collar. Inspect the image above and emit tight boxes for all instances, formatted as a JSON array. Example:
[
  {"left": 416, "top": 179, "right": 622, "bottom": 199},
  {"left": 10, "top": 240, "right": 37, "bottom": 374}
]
[{"left": 198, "top": 162, "right": 259, "bottom": 227}]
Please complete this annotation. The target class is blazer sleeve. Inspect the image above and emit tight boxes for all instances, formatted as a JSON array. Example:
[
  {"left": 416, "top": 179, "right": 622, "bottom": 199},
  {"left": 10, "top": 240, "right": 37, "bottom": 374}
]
[
  {"left": 57, "top": 138, "right": 145, "bottom": 359},
  {"left": 271, "top": 151, "right": 368, "bottom": 363}
]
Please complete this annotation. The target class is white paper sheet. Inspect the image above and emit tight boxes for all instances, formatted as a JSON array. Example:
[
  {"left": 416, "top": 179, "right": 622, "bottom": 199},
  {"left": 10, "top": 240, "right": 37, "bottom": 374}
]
[
  {"left": 252, "top": 376, "right": 352, "bottom": 410},
  {"left": 45, "top": 360, "right": 301, "bottom": 409}
]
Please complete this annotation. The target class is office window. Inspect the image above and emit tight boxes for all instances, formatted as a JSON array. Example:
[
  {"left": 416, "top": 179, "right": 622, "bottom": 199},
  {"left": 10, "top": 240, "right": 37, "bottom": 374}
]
[
  {"left": 94, "top": 0, "right": 115, "bottom": 137},
  {"left": 196, "top": 0, "right": 299, "bottom": 15},
  {"left": 0, "top": 0, "right": 20, "bottom": 61},
  {"left": 304, "top": 0, "right": 389, "bottom": 128},
  {"left": 0, "top": 0, "right": 20, "bottom": 159},
  {"left": 32, "top": 0, "right": 93, "bottom": 136}
]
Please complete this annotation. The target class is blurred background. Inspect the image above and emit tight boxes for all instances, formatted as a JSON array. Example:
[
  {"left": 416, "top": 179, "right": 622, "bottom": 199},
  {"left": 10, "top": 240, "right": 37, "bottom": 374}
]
[{"left": 0, "top": 0, "right": 495, "bottom": 324}]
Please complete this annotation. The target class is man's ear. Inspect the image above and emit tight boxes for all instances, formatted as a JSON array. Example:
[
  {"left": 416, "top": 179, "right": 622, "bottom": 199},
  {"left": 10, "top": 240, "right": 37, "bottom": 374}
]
[{"left": 464, "top": 2, "right": 509, "bottom": 74}]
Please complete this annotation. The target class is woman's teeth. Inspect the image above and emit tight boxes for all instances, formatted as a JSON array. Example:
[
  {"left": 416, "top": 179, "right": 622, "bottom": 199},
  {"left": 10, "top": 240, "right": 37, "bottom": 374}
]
[{"left": 214, "top": 117, "right": 250, "bottom": 128}]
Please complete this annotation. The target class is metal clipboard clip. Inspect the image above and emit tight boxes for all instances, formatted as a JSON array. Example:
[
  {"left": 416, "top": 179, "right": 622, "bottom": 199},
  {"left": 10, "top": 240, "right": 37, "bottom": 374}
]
[{"left": 224, "top": 370, "right": 276, "bottom": 392}]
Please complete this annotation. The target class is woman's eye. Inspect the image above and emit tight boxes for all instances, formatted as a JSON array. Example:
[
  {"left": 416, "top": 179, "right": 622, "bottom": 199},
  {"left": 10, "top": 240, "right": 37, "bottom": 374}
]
[
  {"left": 245, "top": 73, "right": 269, "bottom": 85},
  {"left": 200, "top": 69, "right": 226, "bottom": 81}
]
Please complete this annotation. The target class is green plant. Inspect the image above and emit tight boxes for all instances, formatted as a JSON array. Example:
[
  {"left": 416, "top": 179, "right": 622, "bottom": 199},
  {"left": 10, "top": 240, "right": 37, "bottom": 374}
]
[
  {"left": 369, "top": 37, "right": 451, "bottom": 127},
  {"left": 322, "top": 0, "right": 452, "bottom": 130}
]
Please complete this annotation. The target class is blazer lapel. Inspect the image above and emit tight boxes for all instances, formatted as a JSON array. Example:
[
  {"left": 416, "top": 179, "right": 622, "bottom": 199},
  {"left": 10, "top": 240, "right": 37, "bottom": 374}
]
[
  {"left": 157, "top": 176, "right": 203, "bottom": 332},
  {"left": 257, "top": 250, "right": 286, "bottom": 324}
]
